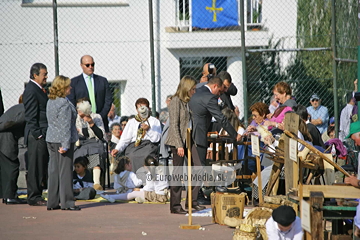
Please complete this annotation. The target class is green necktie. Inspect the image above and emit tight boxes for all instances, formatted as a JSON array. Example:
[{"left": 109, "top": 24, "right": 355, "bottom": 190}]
[{"left": 87, "top": 75, "right": 97, "bottom": 113}]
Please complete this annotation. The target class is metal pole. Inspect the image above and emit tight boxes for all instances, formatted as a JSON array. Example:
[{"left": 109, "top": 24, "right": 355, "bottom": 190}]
[
  {"left": 331, "top": 0, "right": 339, "bottom": 137},
  {"left": 52, "top": 0, "right": 59, "bottom": 76},
  {"left": 148, "top": 0, "right": 156, "bottom": 116},
  {"left": 240, "top": 0, "right": 248, "bottom": 125}
]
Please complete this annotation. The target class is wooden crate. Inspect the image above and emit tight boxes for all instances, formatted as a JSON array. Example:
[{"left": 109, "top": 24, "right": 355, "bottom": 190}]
[{"left": 211, "top": 192, "right": 246, "bottom": 225}]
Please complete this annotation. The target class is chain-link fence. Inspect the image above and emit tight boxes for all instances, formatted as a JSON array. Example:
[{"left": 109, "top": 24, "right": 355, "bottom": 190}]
[{"left": 0, "top": 0, "right": 358, "bottom": 131}]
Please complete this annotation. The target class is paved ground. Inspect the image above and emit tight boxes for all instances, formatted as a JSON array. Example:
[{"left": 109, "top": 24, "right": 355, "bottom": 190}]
[{"left": 0, "top": 190, "right": 239, "bottom": 240}]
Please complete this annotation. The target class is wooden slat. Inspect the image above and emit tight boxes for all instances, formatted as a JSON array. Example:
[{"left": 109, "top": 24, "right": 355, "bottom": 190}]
[
  {"left": 302, "top": 185, "right": 360, "bottom": 198},
  {"left": 284, "top": 113, "right": 299, "bottom": 192}
]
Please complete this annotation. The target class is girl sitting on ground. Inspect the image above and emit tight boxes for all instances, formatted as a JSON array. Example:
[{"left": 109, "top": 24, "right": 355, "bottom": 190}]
[
  {"left": 101, "top": 156, "right": 168, "bottom": 203},
  {"left": 73, "top": 156, "right": 96, "bottom": 200}
]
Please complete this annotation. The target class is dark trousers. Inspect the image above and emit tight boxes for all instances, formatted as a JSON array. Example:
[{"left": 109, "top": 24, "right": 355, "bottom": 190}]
[
  {"left": 0, "top": 151, "right": 19, "bottom": 199},
  {"left": 47, "top": 142, "right": 75, "bottom": 209},
  {"left": 195, "top": 145, "right": 207, "bottom": 166},
  {"left": 170, "top": 145, "right": 201, "bottom": 210},
  {"left": 26, "top": 134, "right": 49, "bottom": 204}
]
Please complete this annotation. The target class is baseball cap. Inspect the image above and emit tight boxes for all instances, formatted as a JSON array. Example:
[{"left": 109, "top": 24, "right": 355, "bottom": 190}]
[
  {"left": 310, "top": 94, "right": 320, "bottom": 101},
  {"left": 346, "top": 121, "right": 360, "bottom": 138},
  {"left": 329, "top": 117, "right": 335, "bottom": 125}
]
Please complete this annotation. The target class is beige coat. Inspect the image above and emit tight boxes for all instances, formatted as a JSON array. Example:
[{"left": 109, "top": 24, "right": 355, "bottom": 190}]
[{"left": 165, "top": 96, "right": 190, "bottom": 149}]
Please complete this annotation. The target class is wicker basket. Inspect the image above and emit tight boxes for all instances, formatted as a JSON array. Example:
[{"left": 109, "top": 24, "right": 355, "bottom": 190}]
[{"left": 232, "top": 207, "right": 273, "bottom": 240}]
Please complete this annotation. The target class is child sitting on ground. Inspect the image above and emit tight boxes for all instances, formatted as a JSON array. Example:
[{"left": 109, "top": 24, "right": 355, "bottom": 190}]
[
  {"left": 73, "top": 156, "right": 96, "bottom": 200},
  {"left": 101, "top": 155, "right": 169, "bottom": 203}
]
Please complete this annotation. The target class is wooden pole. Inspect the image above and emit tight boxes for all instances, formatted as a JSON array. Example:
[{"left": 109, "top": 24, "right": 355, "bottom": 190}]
[
  {"left": 284, "top": 130, "right": 351, "bottom": 177},
  {"left": 256, "top": 155, "right": 263, "bottom": 205},
  {"left": 309, "top": 191, "right": 324, "bottom": 240},
  {"left": 180, "top": 128, "right": 201, "bottom": 230}
]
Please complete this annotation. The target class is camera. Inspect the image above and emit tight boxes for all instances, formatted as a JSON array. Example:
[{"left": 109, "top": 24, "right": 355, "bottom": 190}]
[{"left": 207, "top": 63, "right": 215, "bottom": 81}]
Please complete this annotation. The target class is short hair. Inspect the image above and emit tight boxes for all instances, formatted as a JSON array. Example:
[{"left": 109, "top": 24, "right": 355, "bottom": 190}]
[
  {"left": 208, "top": 76, "right": 223, "bottom": 87},
  {"left": 273, "top": 81, "right": 292, "bottom": 96},
  {"left": 346, "top": 92, "right": 354, "bottom": 103},
  {"left": 249, "top": 102, "right": 270, "bottom": 117},
  {"left": 18, "top": 94, "right": 23, "bottom": 104},
  {"left": 292, "top": 104, "right": 308, "bottom": 121},
  {"left": 74, "top": 156, "right": 89, "bottom": 168},
  {"left": 110, "top": 122, "right": 121, "bottom": 131},
  {"left": 327, "top": 125, "right": 335, "bottom": 136},
  {"left": 174, "top": 75, "right": 197, "bottom": 103},
  {"left": 217, "top": 71, "right": 232, "bottom": 83},
  {"left": 29, "top": 63, "right": 47, "bottom": 80},
  {"left": 77, "top": 97, "right": 91, "bottom": 104},
  {"left": 120, "top": 116, "right": 129, "bottom": 123},
  {"left": 48, "top": 75, "right": 71, "bottom": 100},
  {"left": 135, "top": 98, "right": 150, "bottom": 109},
  {"left": 159, "top": 111, "right": 169, "bottom": 123}
]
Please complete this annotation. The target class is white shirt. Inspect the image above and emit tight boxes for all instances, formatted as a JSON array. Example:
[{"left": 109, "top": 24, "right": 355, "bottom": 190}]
[
  {"left": 339, "top": 104, "right": 354, "bottom": 141},
  {"left": 108, "top": 115, "right": 121, "bottom": 128},
  {"left": 111, "top": 134, "right": 120, "bottom": 144},
  {"left": 142, "top": 171, "right": 169, "bottom": 195},
  {"left": 115, "top": 116, "right": 162, "bottom": 153},
  {"left": 265, "top": 216, "right": 303, "bottom": 240},
  {"left": 113, "top": 170, "right": 143, "bottom": 193}
]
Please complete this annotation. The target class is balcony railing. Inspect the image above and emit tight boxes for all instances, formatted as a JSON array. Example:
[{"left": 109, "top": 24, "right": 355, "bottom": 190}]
[{"left": 175, "top": 0, "right": 262, "bottom": 32}]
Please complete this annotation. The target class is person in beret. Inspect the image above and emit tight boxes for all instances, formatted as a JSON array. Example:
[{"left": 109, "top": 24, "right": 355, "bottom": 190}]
[{"left": 265, "top": 205, "right": 303, "bottom": 240}]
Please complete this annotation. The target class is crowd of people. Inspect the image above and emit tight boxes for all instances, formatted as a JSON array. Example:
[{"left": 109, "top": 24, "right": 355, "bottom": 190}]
[{"left": 0, "top": 58, "right": 358, "bottom": 238}]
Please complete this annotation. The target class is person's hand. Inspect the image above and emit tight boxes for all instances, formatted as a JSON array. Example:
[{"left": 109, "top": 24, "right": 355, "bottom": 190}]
[
  {"left": 344, "top": 175, "right": 359, "bottom": 187},
  {"left": 264, "top": 135, "right": 275, "bottom": 146},
  {"left": 246, "top": 125, "right": 256, "bottom": 132},
  {"left": 199, "top": 75, "right": 208, "bottom": 83},
  {"left": 263, "top": 120, "right": 272, "bottom": 127},
  {"left": 83, "top": 115, "right": 94, "bottom": 126},
  {"left": 266, "top": 113, "right": 273, "bottom": 119},
  {"left": 58, "top": 147, "right": 67, "bottom": 154},
  {"left": 177, "top": 147, "right": 184, "bottom": 157},
  {"left": 355, "top": 226, "right": 360, "bottom": 238},
  {"left": 141, "top": 123, "right": 150, "bottom": 131},
  {"left": 236, "top": 134, "right": 242, "bottom": 142},
  {"left": 111, "top": 149, "right": 119, "bottom": 157},
  {"left": 133, "top": 188, "right": 141, "bottom": 191}
]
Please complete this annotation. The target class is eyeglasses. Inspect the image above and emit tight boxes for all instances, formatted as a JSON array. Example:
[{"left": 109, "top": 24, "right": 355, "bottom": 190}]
[
  {"left": 311, "top": 99, "right": 319, "bottom": 102},
  {"left": 84, "top": 63, "right": 95, "bottom": 68}
]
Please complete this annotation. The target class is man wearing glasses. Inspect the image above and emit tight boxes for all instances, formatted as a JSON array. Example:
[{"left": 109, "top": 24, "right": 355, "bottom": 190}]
[
  {"left": 68, "top": 55, "right": 112, "bottom": 133},
  {"left": 306, "top": 93, "right": 329, "bottom": 134}
]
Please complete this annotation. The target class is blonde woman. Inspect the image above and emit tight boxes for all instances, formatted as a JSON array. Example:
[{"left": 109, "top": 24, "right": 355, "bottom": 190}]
[
  {"left": 165, "top": 75, "right": 201, "bottom": 214},
  {"left": 46, "top": 75, "right": 80, "bottom": 211}
]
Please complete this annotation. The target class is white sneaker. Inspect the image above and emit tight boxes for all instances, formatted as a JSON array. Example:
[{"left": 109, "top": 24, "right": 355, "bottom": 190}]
[
  {"left": 100, "top": 194, "right": 115, "bottom": 203},
  {"left": 135, "top": 197, "right": 145, "bottom": 203}
]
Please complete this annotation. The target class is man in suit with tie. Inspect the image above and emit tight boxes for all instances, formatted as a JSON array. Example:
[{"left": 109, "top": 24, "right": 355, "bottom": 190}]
[
  {"left": 23, "top": 63, "right": 49, "bottom": 206},
  {"left": 189, "top": 76, "right": 242, "bottom": 166},
  {"left": 68, "top": 55, "right": 113, "bottom": 133}
]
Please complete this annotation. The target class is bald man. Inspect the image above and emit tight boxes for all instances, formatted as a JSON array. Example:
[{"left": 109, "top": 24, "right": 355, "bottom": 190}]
[{"left": 68, "top": 55, "right": 113, "bottom": 132}]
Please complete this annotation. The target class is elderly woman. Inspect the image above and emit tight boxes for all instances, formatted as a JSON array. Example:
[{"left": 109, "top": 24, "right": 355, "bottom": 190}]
[
  {"left": 264, "top": 81, "right": 295, "bottom": 130},
  {"left": 46, "top": 75, "right": 79, "bottom": 210},
  {"left": 111, "top": 98, "right": 162, "bottom": 173},
  {"left": 165, "top": 76, "right": 199, "bottom": 214},
  {"left": 74, "top": 98, "right": 106, "bottom": 191}
]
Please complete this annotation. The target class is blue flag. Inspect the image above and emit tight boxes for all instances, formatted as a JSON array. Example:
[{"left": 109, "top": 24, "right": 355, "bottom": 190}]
[{"left": 192, "top": 0, "right": 238, "bottom": 29}]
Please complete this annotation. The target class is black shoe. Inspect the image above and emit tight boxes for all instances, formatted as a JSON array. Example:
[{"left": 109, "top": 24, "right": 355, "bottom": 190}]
[
  {"left": 185, "top": 205, "right": 206, "bottom": 211},
  {"left": 5, "top": 198, "right": 27, "bottom": 204},
  {"left": 170, "top": 208, "right": 188, "bottom": 214},
  {"left": 197, "top": 197, "right": 211, "bottom": 205},
  {"left": 29, "top": 200, "right": 47, "bottom": 206},
  {"left": 47, "top": 206, "right": 61, "bottom": 211},
  {"left": 215, "top": 186, "right": 228, "bottom": 192},
  {"left": 62, "top": 206, "right": 81, "bottom": 211},
  {"left": 2, "top": 198, "right": 5, "bottom": 204}
]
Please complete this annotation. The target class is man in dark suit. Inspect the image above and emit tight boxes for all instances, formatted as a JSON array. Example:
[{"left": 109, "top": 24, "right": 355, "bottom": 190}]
[
  {"left": 68, "top": 55, "right": 113, "bottom": 132},
  {"left": 23, "top": 63, "right": 49, "bottom": 206},
  {"left": 0, "top": 101, "right": 27, "bottom": 204},
  {"left": 218, "top": 71, "right": 238, "bottom": 111},
  {"left": 189, "top": 76, "right": 241, "bottom": 166}
]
